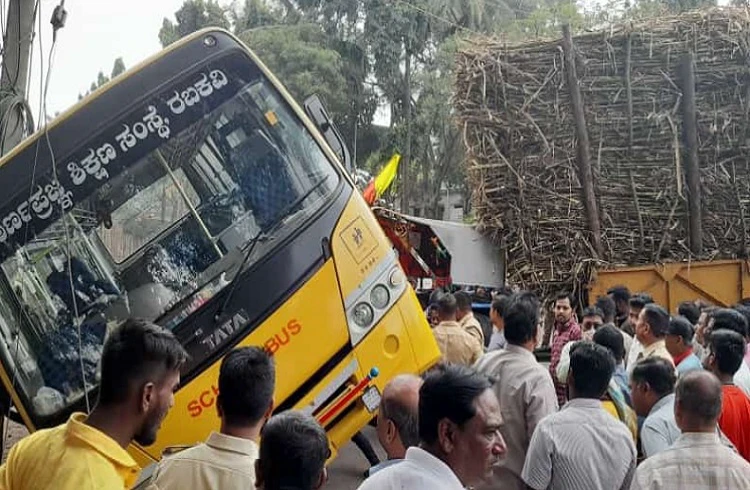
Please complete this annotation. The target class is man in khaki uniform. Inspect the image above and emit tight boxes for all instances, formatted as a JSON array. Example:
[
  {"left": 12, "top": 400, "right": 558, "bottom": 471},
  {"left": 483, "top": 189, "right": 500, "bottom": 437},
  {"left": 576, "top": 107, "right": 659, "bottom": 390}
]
[
  {"left": 456, "top": 291, "right": 485, "bottom": 347},
  {"left": 432, "top": 293, "right": 483, "bottom": 365},
  {"left": 147, "top": 347, "right": 275, "bottom": 490}
]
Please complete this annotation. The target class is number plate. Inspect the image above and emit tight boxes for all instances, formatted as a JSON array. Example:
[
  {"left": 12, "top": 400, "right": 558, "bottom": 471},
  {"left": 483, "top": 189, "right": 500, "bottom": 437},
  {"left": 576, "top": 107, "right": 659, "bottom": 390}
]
[{"left": 362, "top": 386, "right": 381, "bottom": 413}]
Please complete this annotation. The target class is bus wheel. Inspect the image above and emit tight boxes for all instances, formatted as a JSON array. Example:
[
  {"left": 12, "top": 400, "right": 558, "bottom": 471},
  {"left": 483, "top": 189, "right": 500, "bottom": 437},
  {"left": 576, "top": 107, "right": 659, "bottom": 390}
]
[{"left": 352, "top": 431, "right": 380, "bottom": 467}]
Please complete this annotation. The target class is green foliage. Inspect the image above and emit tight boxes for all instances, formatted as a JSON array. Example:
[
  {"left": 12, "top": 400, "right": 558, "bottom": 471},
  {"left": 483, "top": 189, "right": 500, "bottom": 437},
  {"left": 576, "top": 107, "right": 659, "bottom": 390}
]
[
  {"left": 240, "top": 24, "right": 348, "bottom": 119},
  {"left": 78, "top": 58, "right": 127, "bottom": 101},
  {"left": 111, "top": 58, "right": 126, "bottom": 79},
  {"left": 232, "top": 0, "right": 281, "bottom": 31},
  {"left": 159, "top": 0, "right": 230, "bottom": 47}
]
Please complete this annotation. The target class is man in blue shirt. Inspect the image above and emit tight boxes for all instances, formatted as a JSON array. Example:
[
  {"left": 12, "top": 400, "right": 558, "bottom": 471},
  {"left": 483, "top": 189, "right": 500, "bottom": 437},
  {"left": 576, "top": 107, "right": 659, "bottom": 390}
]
[{"left": 665, "top": 316, "right": 703, "bottom": 375}]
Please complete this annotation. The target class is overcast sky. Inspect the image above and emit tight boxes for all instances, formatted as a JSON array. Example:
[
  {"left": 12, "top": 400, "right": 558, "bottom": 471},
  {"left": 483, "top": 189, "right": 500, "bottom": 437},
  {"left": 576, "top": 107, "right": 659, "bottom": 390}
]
[{"left": 28, "top": 0, "right": 208, "bottom": 120}]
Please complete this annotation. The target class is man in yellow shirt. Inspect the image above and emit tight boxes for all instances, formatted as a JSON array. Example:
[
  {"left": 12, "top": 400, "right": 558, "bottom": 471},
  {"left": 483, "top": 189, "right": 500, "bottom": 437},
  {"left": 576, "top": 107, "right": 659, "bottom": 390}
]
[{"left": 0, "top": 318, "right": 187, "bottom": 490}]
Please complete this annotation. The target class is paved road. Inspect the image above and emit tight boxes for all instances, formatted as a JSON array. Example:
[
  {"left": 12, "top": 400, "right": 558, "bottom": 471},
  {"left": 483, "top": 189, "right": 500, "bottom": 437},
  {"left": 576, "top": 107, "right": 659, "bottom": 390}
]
[{"left": 326, "top": 426, "right": 384, "bottom": 490}]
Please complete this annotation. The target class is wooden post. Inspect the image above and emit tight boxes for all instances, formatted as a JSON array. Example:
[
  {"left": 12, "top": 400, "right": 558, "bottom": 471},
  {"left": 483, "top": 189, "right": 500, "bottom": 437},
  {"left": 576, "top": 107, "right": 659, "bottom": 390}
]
[
  {"left": 625, "top": 32, "right": 634, "bottom": 155},
  {"left": 562, "top": 24, "right": 602, "bottom": 257},
  {"left": 680, "top": 53, "right": 703, "bottom": 255}
]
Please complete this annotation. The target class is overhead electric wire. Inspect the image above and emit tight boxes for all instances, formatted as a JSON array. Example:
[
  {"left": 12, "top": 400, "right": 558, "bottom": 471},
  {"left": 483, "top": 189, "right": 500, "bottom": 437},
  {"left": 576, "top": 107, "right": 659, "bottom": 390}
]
[{"left": 3, "top": 0, "right": 43, "bottom": 445}]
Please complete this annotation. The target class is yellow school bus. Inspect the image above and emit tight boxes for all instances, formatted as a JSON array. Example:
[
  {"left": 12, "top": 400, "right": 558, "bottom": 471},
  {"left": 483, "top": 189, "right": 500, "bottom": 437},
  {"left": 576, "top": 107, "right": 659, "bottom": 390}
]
[{"left": 0, "top": 28, "right": 440, "bottom": 469}]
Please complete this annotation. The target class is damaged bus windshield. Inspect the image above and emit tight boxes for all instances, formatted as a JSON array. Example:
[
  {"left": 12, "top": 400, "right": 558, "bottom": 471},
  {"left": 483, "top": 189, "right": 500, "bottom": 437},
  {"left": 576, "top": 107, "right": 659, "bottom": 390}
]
[{"left": 0, "top": 51, "right": 338, "bottom": 421}]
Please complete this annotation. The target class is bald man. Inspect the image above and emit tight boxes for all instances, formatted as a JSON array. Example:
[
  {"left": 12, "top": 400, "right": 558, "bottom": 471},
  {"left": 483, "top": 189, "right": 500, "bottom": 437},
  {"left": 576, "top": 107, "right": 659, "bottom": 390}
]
[
  {"left": 632, "top": 371, "right": 750, "bottom": 488},
  {"left": 367, "top": 374, "right": 423, "bottom": 477}
]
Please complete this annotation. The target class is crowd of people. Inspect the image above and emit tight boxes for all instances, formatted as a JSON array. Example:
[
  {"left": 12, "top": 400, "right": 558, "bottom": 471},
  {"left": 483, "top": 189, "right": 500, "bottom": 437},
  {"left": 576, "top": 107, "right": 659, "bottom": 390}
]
[
  {"left": 2, "top": 285, "right": 750, "bottom": 489},
  {"left": 385, "top": 286, "right": 750, "bottom": 489}
]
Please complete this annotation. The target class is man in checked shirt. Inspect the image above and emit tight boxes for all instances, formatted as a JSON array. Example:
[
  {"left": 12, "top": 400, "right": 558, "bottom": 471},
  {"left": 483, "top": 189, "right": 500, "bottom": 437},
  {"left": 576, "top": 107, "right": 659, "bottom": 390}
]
[{"left": 548, "top": 292, "right": 581, "bottom": 406}]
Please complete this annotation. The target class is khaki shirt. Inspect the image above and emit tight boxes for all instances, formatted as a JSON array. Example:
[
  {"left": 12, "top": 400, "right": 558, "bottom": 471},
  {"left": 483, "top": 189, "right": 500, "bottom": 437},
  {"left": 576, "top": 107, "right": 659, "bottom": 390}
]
[
  {"left": 433, "top": 321, "right": 483, "bottom": 365},
  {"left": 147, "top": 432, "right": 259, "bottom": 490},
  {"left": 460, "top": 312, "right": 485, "bottom": 346},
  {"left": 642, "top": 339, "right": 675, "bottom": 366},
  {"left": 475, "top": 345, "right": 558, "bottom": 490}
]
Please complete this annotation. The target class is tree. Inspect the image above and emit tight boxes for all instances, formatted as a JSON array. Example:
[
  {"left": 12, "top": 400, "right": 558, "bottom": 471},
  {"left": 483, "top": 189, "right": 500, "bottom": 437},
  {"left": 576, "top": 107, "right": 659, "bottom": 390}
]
[
  {"left": 240, "top": 24, "right": 349, "bottom": 119},
  {"left": 111, "top": 57, "right": 126, "bottom": 78},
  {"left": 78, "top": 58, "right": 127, "bottom": 100},
  {"left": 232, "top": 0, "right": 281, "bottom": 31},
  {"left": 159, "top": 0, "right": 230, "bottom": 47}
]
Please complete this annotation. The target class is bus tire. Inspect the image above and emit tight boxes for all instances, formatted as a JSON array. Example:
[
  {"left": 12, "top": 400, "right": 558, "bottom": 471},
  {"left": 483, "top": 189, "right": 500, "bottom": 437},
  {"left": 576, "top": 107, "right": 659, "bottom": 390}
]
[{"left": 352, "top": 430, "right": 380, "bottom": 466}]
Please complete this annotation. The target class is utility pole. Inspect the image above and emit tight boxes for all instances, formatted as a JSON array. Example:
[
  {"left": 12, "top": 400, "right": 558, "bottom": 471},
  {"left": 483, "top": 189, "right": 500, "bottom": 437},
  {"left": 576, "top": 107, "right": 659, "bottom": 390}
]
[{"left": 0, "top": 0, "right": 37, "bottom": 155}]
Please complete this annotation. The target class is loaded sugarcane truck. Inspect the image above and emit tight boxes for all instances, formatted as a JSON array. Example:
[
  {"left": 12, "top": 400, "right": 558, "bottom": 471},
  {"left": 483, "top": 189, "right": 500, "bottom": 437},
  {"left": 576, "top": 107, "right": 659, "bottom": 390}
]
[{"left": 454, "top": 7, "right": 750, "bottom": 310}]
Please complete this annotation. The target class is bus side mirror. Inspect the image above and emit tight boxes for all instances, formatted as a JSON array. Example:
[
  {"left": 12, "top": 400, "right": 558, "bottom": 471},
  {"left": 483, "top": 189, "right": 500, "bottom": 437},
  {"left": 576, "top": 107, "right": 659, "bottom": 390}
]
[{"left": 303, "top": 94, "right": 352, "bottom": 172}]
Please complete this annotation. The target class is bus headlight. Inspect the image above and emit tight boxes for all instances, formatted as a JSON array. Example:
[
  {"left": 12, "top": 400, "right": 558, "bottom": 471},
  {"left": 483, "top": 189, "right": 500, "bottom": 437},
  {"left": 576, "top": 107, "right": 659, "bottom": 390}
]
[
  {"left": 352, "top": 303, "right": 375, "bottom": 327},
  {"left": 370, "top": 285, "right": 390, "bottom": 309},
  {"left": 345, "top": 250, "right": 408, "bottom": 346}
]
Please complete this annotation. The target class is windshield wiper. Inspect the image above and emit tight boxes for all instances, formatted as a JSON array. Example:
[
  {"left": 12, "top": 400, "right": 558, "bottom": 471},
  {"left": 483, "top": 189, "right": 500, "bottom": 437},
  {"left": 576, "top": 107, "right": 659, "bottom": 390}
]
[{"left": 213, "top": 175, "right": 330, "bottom": 322}]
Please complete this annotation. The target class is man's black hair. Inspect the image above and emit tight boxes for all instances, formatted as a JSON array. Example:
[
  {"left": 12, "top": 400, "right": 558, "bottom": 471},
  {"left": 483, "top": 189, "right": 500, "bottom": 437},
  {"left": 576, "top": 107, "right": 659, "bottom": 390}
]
[
  {"left": 711, "top": 308, "right": 750, "bottom": 339},
  {"left": 569, "top": 342, "right": 615, "bottom": 399},
  {"left": 593, "top": 324, "right": 625, "bottom": 362},
  {"left": 708, "top": 329, "right": 747, "bottom": 376},
  {"left": 678, "top": 301, "right": 701, "bottom": 326},
  {"left": 491, "top": 295, "right": 510, "bottom": 316},
  {"left": 629, "top": 293, "right": 654, "bottom": 310},
  {"left": 555, "top": 291, "right": 574, "bottom": 305},
  {"left": 437, "top": 293, "right": 458, "bottom": 317},
  {"left": 582, "top": 306, "right": 604, "bottom": 319},
  {"left": 455, "top": 291, "right": 473, "bottom": 312},
  {"left": 642, "top": 303, "right": 670, "bottom": 338},
  {"left": 218, "top": 347, "right": 275, "bottom": 427},
  {"left": 502, "top": 291, "right": 540, "bottom": 345},
  {"left": 419, "top": 364, "right": 492, "bottom": 445},
  {"left": 676, "top": 371, "right": 723, "bottom": 425},
  {"left": 666, "top": 316, "right": 695, "bottom": 345},
  {"left": 607, "top": 285, "right": 631, "bottom": 304},
  {"left": 631, "top": 357, "right": 676, "bottom": 398},
  {"left": 595, "top": 295, "right": 617, "bottom": 323},
  {"left": 732, "top": 305, "right": 750, "bottom": 338},
  {"left": 259, "top": 411, "right": 330, "bottom": 490},
  {"left": 429, "top": 288, "right": 446, "bottom": 307},
  {"left": 98, "top": 318, "right": 188, "bottom": 406}
]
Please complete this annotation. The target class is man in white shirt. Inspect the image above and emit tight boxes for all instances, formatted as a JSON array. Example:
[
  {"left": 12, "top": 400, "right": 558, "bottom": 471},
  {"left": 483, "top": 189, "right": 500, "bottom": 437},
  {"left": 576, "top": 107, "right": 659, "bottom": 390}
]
[
  {"left": 523, "top": 342, "right": 636, "bottom": 490},
  {"left": 630, "top": 357, "right": 680, "bottom": 458},
  {"left": 367, "top": 374, "right": 422, "bottom": 476},
  {"left": 625, "top": 294, "right": 654, "bottom": 376},
  {"left": 488, "top": 295, "right": 509, "bottom": 351},
  {"left": 148, "top": 347, "right": 274, "bottom": 490},
  {"left": 358, "top": 364, "right": 506, "bottom": 490},
  {"left": 631, "top": 371, "right": 750, "bottom": 489}
]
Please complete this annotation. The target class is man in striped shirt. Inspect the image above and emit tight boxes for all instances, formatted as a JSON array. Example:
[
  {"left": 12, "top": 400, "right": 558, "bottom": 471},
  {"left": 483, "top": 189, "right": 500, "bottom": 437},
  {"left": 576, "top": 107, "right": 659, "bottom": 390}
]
[
  {"left": 522, "top": 342, "right": 636, "bottom": 490},
  {"left": 631, "top": 371, "right": 750, "bottom": 489}
]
